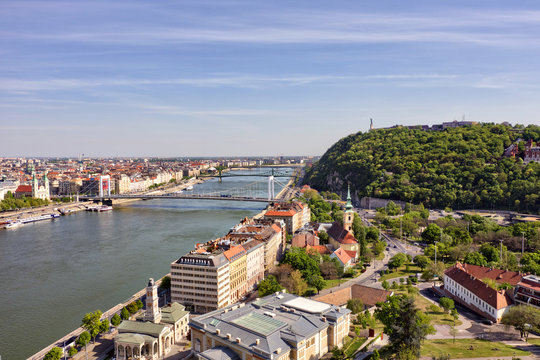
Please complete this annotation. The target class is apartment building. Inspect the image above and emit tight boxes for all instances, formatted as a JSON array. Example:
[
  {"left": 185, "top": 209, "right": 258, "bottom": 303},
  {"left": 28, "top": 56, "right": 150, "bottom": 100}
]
[
  {"left": 263, "top": 202, "right": 310, "bottom": 234},
  {"left": 190, "top": 292, "right": 351, "bottom": 360},
  {"left": 223, "top": 245, "right": 247, "bottom": 304},
  {"left": 242, "top": 239, "right": 265, "bottom": 291},
  {"left": 514, "top": 275, "right": 540, "bottom": 308},
  {"left": 171, "top": 252, "right": 230, "bottom": 314}
]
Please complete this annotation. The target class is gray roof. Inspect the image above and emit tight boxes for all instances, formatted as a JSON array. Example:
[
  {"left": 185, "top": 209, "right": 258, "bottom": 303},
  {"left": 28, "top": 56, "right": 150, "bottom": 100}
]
[
  {"left": 115, "top": 333, "right": 156, "bottom": 345},
  {"left": 199, "top": 346, "right": 240, "bottom": 360},
  {"left": 161, "top": 302, "right": 189, "bottom": 324},
  {"left": 118, "top": 320, "right": 170, "bottom": 337},
  {"left": 191, "top": 293, "right": 350, "bottom": 359}
]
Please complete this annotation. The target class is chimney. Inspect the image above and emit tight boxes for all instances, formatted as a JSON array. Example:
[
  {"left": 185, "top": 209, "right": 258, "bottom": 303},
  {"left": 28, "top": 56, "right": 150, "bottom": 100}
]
[
  {"left": 216, "top": 329, "right": 221, "bottom": 335},
  {"left": 256, "top": 339, "right": 260, "bottom": 345},
  {"left": 226, "top": 333, "right": 232, "bottom": 340},
  {"left": 236, "top": 337, "right": 241, "bottom": 343},
  {"left": 276, "top": 348, "right": 282, "bottom": 354}
]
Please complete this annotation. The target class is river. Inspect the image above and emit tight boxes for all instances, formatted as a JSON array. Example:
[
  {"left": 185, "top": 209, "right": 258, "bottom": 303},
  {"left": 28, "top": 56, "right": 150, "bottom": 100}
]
[{"left": 0, "top": 167, "right": 293, "bottom": 360}]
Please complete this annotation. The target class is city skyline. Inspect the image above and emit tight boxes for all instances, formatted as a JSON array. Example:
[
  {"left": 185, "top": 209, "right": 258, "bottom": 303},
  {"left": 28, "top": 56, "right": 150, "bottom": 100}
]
[{"left": 1, "top": 0, "right": 540, "bottom": 157}]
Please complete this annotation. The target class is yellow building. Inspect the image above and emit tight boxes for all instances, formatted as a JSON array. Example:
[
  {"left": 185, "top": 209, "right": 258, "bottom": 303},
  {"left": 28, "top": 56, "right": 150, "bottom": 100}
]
[{"left": 223, "top": 245, "right": 247, "bottom": 303}]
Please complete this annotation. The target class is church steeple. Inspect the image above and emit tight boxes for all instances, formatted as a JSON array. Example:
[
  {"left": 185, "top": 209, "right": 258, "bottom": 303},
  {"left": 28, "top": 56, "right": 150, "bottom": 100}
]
[{"left": 343, "top": 184, "right": 354, "bottom": 234}]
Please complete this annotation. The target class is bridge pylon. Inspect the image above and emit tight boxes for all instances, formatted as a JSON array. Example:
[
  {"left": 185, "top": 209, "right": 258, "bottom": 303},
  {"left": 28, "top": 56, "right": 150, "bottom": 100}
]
[{"left": 268, "top": 175, "right": 275, "bottom": 200}]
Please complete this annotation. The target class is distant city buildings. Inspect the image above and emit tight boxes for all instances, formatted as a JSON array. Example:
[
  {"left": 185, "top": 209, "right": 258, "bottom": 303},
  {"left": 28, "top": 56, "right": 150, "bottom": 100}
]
[{"left": 189, "top": 292, "right": 351, "bottom": 360}]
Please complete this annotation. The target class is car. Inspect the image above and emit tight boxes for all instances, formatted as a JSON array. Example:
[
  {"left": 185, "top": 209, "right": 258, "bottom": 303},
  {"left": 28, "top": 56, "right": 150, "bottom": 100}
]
[{"left": 482, "top": 319, "right": 493, "bottom": 325}]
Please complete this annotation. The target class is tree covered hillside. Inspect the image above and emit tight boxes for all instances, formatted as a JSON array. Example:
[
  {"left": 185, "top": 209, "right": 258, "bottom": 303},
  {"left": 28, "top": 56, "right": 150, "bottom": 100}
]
[{"left": 304, "top": 124, "right": 540, "bottom": 213}]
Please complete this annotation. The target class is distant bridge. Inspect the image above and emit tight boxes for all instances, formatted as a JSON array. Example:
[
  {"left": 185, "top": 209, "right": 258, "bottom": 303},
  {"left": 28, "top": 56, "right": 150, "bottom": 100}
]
[{"left": 79, "top": 194, "right": 286, "bottom": 203}]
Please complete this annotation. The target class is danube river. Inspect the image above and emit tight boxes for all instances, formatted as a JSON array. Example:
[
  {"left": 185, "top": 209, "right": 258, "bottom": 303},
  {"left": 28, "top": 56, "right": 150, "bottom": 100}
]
[{"left": 0, "top": 167, "right": 293, "bottom": 359}]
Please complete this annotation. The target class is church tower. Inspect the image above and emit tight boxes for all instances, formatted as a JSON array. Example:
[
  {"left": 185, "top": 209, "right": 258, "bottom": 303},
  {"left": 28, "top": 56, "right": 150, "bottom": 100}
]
[
  {"left": 343, "top": 185, "right": 354, "bottom": 234},
  {"left": 32, "top": 171, "right": 38, "bottom": 198},
  {"left": 144, "top": 278, "right": 162, "bottom": 323}
]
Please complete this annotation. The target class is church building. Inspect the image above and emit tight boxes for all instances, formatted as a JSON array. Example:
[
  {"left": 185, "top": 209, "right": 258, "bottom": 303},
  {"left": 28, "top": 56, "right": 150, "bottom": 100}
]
[{"left": 114, "top": 278, "right": 190, "bottom": 360}]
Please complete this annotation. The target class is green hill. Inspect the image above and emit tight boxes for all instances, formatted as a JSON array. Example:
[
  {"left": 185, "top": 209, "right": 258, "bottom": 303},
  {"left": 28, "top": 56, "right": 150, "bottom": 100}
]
[{"left": 304, "top": 123, "right": 540, "bottom": 213}]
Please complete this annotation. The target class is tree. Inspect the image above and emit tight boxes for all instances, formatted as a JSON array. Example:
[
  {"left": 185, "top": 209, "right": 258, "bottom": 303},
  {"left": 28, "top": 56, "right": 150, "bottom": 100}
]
[
  {"left": 382, "top": 279, "right": 390, "bottom": 290},
  {"left": 375, "top": 295, "right": 435, "bottom": 358},
  {"left": 413, "top": 255, "right": 430, "bottom": 270},
  {"left": 439, "top": 297, "right": 455, "bottom": 314},
  {"left": 159, "top": 275, "right": 171, "bottom": 289},
  {"left": 309, "top": 275, "right": 326, "bottom": 293},
  {"left": 422, "top": 224, "right": 442, "bottom": 244},
  {"left": 502, "top": 305, "right": 540, "bottom": 341},
  {"left": 287, "top": 270, "right": 308, "bottom": 295},
  {"left": 318, "top": 230, "right": 329, "bottom": 244},
  {"left": 463, "top": 251, "right": 487, "bottom": 266},
  {"left": 44, "top": 347, "right": 63, "bottom": 360},
  {"left": 111, "top": 313, "right": 122, "bottom": 327},
  {"left": 450, "top": 308, "right": 459, "bottom": 326},
  {"left": 68, "top": 346, "right": 78, "bottom": 357},
  {"left": 120, "top": 307, "right": 130, "bottom": 320},
  {"left": 366, "top": 227, "right": 380, "bottom": 242},
  {"left": 77, "top": 331, "right": 91, "bottom": 357},
  {"left": 136, "top": 299, "right": 144, "bottom": 310},
  {"left": 81, "top": 310, "right": 103, "bottom": 343},
  {"left": 281, "top": 248, "right": 321, "bottom": 279},
  {"left": 258, "top": 275, "right": 283, "bottom": 297},
  {"left": 388, "top": 253, "right": 407, "bottom": 270},
  {"left": 100, "top": 318, "right": 110, "bottom": 334},
  {"left": 320, "top": 261, "right": 339, "bottom": 280},
  {"left": 126, "top": 301, "right": 139, "bottom": 314},
  {"left": 373, "top": 241, "right": 386, "bottom": 256},
  {"left": 346, "top": 298, "right": 364, "bottom": 314}
]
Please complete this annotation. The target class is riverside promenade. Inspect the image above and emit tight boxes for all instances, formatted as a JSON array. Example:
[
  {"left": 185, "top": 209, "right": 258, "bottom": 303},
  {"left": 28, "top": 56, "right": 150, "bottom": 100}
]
[{"left": 27, "top": 277, "right": 168, "bottom": 360}]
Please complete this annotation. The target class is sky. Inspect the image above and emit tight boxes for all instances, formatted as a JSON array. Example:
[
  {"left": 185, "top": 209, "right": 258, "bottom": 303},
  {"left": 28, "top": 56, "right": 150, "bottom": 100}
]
[{"left": 1, "top": 1, "right": 540, "bottom": 157}]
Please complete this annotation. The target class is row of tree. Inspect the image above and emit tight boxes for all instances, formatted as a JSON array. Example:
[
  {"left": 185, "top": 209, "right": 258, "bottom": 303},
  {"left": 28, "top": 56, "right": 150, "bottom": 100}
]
[{"left": 0, "top": 191, "right": 49, "bottom": 211}]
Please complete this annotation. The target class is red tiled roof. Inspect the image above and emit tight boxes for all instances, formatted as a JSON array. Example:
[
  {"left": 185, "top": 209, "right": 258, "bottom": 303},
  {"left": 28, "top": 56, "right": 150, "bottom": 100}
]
[
  {"left": 333, "top": 247, "right": 352, "bottom": 266},
  {"left": 223, "top": 245, "right": 246, "bottom": 262},
  {"left": 265, "top": 210, "right": 296, "bottom": 217},
  {"left": 445, "top": 263, "right": 516, "bottom": 309},
  {"left": 15, "top": 185, "right": 32, "bottom": 193},
  {"left": 306, "top": 245, "right": 331, "bottom": 255},
  {"left": 457, "top": 263, "right": 521, "bottom": 286},
  {"left": 271, "top": 223, "right": 282, "bottom": 233},
  {"left": 291, "top": 232, "right": 319, "bottom": 248},
  {"left": 345, "top": 250, "right": 357, "bottom": 260},
  {"left": 517, "top": 276, "right": 540, "bottom": 292}
]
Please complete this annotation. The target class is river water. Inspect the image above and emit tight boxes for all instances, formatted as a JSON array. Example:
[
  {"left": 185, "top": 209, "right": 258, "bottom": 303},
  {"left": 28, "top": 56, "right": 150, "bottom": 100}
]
[{"left": 0, "top": 167, "right": 292, "bottom": 360}]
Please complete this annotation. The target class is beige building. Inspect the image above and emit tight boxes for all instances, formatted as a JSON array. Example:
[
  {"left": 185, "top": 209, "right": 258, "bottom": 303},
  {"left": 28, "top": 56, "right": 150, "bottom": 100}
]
[
  {"left": 263, "top": 202, "right": 310, "bottom": 235},
  {"left": 190, "top": 293, "right": 350, "bottom": 360},
  {"left": 223, "top": 245, "right": 247, "bottom": 304},
  {"left": 241, "top": 239, "right": 265, "bottom": 290},
  {"left": 114, "top": 174, "right": 131, "bottom": 194},
  {"left": 115, "top": 278, "right": 190, "bottom": 360},
  {"left": 171, "top": 252, "right": 231, "bottom": 313}
]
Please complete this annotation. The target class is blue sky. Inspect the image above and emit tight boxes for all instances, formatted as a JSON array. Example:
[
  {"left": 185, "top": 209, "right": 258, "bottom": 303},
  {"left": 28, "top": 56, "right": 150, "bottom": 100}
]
[{"left": 1, "top": 1, "right": 539, "bottom": 157}]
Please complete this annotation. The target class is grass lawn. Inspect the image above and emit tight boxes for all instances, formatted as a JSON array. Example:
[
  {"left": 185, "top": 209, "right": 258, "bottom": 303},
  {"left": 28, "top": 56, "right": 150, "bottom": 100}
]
[
  {"left": 527, "top": 338, "right": 540, "bottom": 346},
  {"left": 421, "top": 339, "right": 531, "bottom": 358},
  {"left": 380, "top": 264, "right": 422, "bottom": 281},
  {"left": 343, "top": 337, "right": 367, "bottom": 357},
  {"left": 323, "top": 279, "right": 343, "bottom": 289},
  {"left": 392, "top": 289, "right": 462, "bottom": 326}
]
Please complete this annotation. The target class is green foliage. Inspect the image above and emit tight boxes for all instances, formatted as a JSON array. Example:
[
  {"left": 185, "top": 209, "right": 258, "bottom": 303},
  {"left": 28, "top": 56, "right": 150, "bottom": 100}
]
[
  {"left": 318, "top": 230, "right": 329, "bottom": 244},
  {"left": 463, "top": 251, "right": 488, "bottom": 266},
  {"left": 126, "top": 302, "right": 139, "bottom": 314},
  {"left": 388, "top": 253, "right": 407, "bottom": 270},
  {"left": 375, "top": 294, "right": 435, "bottom": 358},
  {"left": 120, "top": 307, "right": 130, "bottom": 320},
  {"left": 309, "top": 275, "right": 326, "bottom": 292},
  {"left": 413, "top": 255, "right": 431, "bottom": 270},
  {"left": 159, "top": 275, "right": 171, "bottom": 289},
  {"left": 111, "top": 313, "right": 122, "bottom": 327},
  {"left": 258, "top": 275, "right": 284, "bottom": 297},
  {"left": 502, "top": 305, "right": 540, "bottom": 341},
  {"left": 76, "top": 331, "right": 91, "bottom": 347},
  {"left": 136, "top": 299, "right": 144, "bottom": 310},
  {"left": 346, "top": 298, "right": 364, "bottom": 314},
  {"left": 0, "top": 193, "right": 50, "bottom": 211},
  {"left": 382, "top": 279, "right": 390, "bottom": 290},
  {"left": 99, "top": 318, "right": 110, "bottom": 334},
  {"left": 44, "top": 347, "right": 63, "bottom": 360},
  {"left": 304, "top": 124, "right": 540, "bottom": 213},
  {"left": 422, "top": 224, "right": 442, "bottom": 244},
  {"left": 81, "top": 310, "right": 103, "bottom": 342},
  {"left": 281, "top": 247, "right": 321, "bottom": 278},
  {"left": 68, "top": 346, "right": 78, "bottom": 357},
  {"left": 439, "top": 297, "right": 455, "bottom": 314}
]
